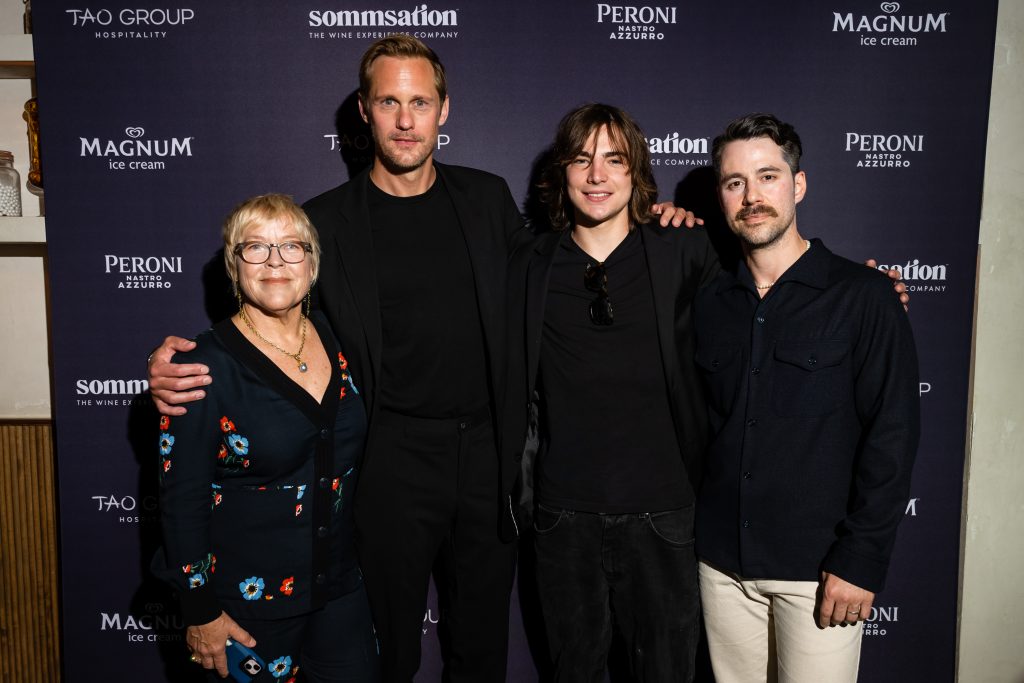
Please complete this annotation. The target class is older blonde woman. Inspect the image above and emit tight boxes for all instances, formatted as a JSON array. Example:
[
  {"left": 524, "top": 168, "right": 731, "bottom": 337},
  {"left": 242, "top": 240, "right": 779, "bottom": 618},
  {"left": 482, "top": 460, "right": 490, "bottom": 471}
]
[{"left": 156, "top": 194, "right": 378, "bottom": 682}]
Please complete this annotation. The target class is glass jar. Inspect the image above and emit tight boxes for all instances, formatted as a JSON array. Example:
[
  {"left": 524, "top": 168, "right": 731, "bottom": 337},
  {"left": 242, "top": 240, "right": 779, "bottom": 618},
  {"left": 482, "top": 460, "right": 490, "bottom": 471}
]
[{"left": 0, "top": 151, "right": 23, "bottom": 217}]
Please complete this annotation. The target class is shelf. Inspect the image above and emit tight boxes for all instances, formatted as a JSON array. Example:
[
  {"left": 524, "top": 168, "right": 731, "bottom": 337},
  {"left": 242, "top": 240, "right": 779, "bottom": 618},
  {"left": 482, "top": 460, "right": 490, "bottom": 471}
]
[
  {"left": 0, "top": 216, "right": 45, "bottom": 243},
  {"left": 0, "top": 35, "right": 34, "bottom": 79}
]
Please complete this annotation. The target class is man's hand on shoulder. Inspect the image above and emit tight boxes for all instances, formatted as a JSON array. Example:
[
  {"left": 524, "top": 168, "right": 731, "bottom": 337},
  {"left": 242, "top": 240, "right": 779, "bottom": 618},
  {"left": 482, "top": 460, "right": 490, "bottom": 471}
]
[
  {"left": 148, "top": 335, "right": 211, "bottom": 416},
  {"left": 866, "top": 258, "right": 910, "bottom": 311},
  {"left": 818, "top": 571, "right": 875, "bottom": 628},
  {"left": 651, "top": 201, "right": 703, "bottom": 229}
]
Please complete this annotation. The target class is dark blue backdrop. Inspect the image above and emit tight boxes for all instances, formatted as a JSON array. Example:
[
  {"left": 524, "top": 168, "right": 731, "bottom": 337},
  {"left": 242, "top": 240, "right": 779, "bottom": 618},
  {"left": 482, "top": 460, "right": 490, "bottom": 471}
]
[{"left": 33, "top": 1, "right": 997, "bottom": 680}]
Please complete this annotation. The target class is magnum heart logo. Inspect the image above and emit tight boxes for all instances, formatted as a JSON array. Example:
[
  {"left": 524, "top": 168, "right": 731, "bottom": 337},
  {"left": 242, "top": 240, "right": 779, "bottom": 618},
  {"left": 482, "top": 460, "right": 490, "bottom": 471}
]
[
  {"left": 880, "top": 2, "right": 900, "bottom": 13},
  {"left": 125, "top": 127, "right": 145, "bottom": 139}
]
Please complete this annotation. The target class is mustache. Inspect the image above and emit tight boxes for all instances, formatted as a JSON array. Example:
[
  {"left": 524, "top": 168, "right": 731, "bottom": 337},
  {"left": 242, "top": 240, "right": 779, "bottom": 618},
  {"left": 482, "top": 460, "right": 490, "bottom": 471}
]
[
  {"left": 388, "top": 134, "right": 425, "bottom": 143},
  {"left": 736, "top": 205, "right": 778, "bottom": 221}
]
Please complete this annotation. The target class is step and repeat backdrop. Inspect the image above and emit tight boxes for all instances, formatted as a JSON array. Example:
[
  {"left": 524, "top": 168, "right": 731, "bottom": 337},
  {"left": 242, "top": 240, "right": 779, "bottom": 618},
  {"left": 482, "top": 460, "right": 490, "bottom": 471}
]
[{"left": 33, "top": 1, "right": 997, "bottom": 680}]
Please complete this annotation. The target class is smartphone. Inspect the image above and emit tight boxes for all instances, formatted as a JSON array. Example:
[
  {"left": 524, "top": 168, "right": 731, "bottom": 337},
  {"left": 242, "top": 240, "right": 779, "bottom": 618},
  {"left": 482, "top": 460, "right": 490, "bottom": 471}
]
[{"left": 225, "top": 638, "right": 266, "bottom": 682}]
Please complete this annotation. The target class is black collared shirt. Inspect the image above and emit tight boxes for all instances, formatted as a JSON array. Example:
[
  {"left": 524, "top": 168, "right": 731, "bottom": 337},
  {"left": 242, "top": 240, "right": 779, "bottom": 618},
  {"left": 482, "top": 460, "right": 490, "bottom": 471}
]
[{"left": 693, "top": 239, "right": 919, "bottom": 592}]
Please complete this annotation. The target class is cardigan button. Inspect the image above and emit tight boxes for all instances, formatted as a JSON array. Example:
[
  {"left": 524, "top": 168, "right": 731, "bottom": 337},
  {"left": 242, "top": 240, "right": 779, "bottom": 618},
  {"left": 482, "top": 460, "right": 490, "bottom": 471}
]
[
  {"left": 317, "top": 525, "right": 328, "bottom": 538},
  {"left": 320, "top": 429, "right": 330, "bottom": 440},
  {"left": 315, "top": 573, "right": 326, "bottom": 585},
  {"left": 319, "top": 477, "right": 330, "bottom": 489}
]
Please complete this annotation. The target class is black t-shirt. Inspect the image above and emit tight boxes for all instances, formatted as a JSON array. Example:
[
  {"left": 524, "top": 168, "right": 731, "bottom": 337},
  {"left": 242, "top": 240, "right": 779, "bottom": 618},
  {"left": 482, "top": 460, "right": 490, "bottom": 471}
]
[
  {"left": 368, "top": 176, "right": 490, "bottom": 417},
  {"left": 536, "top": 229, "right": 689, "bottom": 513}
]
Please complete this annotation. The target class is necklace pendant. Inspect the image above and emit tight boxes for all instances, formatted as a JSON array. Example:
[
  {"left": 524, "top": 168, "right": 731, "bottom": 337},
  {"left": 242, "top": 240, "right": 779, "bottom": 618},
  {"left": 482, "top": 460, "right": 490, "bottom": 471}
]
[{"left": 298, "top": 361, "right": 308, "bottom": 373}]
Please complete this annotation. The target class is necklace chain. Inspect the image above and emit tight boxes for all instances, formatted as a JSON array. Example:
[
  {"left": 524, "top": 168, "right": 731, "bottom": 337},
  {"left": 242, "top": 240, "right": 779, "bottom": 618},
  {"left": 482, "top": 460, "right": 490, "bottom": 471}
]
[
  {"left": 238, "top": 305, "right": 309, "bottom": 372},
  {"left": 754, "top": 240, "right": 811, "bottom": 290}
]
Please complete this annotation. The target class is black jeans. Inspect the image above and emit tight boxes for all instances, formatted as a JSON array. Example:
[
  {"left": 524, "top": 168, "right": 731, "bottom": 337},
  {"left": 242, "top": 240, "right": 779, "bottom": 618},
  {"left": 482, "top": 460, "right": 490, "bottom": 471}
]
[{"left": 533, "top": 505, "right": 700, "bottom": 683}]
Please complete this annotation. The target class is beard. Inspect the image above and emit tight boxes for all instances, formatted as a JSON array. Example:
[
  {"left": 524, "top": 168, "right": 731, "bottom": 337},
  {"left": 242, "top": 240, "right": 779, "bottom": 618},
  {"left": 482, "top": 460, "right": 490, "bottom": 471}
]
[
  {"left": 730, "top": 204, "right": 794, "bottom": 249},
  {"left": 373, "top": 130, "right": 433, "bottom": 175}
]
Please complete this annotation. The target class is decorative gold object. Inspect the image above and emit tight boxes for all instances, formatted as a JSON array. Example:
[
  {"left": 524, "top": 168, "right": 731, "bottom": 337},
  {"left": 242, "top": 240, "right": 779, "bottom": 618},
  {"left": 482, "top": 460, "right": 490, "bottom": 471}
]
[{"left": 23, "top": 98, "right": 42, "bottom": 196}]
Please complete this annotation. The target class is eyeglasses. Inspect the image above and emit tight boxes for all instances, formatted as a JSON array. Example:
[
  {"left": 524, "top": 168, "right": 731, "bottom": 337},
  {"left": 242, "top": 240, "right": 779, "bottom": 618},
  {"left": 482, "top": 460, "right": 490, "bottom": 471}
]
[
  {"left": 584, "top": 262, "right": 613, "bottom": 325},
  {"left": 233, "top": 241, "right": 312, "bottom": 265}
]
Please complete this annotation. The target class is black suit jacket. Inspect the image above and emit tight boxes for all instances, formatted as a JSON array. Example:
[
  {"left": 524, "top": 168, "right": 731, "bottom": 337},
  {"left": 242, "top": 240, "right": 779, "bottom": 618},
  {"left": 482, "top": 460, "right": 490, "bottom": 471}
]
[
  {"left": 303, "top": 162, "right": 527, "bottom": 540},
  {"left": 503, "top": 223, "right": 721, "bottom": 516}
]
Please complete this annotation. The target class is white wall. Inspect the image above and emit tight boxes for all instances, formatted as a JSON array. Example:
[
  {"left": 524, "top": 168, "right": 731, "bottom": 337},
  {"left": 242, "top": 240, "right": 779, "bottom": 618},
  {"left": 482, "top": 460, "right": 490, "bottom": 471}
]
[
  {"left": 958, "top": 1, "right": 1024, "bottom": 680},
  {"left": 0, "top": 4, "right": 49, "bottom": 420}
]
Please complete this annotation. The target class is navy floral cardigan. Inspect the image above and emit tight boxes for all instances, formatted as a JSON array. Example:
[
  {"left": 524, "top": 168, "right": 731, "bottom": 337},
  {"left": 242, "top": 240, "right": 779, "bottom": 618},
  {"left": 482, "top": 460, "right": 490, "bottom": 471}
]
[{"left": 155, "top": 312, "right": 365, "bottom": 626}]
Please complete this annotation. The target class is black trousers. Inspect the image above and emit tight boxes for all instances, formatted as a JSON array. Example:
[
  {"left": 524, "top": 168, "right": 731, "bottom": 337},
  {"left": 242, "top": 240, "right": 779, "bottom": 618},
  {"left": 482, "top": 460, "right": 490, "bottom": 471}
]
[
  {"left": 206, "top": 583, "right": 379, "bottom": 683},
  {"left": 533, "top": 505, "right": 701, "bottom": 683},
  {"left": 355, "top": 408, "right": 517, "bottom": 683}
]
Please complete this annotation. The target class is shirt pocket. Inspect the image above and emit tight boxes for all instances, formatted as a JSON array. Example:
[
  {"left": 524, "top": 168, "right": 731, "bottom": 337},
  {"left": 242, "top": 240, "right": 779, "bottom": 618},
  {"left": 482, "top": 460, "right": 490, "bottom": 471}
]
[
  {"left": 771, "top": 340, "right": 851, "bottom": 417},
  {"left": 694, "top": 344, "right": 742, "bottom": 418}
]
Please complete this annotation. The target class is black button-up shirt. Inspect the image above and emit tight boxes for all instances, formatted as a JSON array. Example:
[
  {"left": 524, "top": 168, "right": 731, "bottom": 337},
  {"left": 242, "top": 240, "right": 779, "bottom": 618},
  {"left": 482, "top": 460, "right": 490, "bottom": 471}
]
[{"left": 694, "top": 239, "right": 919, "bottom": 593}]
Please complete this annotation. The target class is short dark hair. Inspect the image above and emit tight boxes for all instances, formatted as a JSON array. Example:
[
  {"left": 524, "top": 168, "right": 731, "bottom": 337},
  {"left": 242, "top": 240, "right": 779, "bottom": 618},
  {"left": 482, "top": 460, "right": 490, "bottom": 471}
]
[
  {"left": 358, "top": 35, "right": 447, "bottom": 103},
  {"left": 712, "top": 113, "right": 802, "bottom": 177},
  {"left": 538, "top": 103, "right": 657, "bottom": 231}
]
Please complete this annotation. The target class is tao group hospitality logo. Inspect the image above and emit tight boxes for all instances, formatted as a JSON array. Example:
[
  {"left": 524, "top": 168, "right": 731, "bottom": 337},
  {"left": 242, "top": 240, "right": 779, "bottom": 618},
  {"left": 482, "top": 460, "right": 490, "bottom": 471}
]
[
  {"left": 832, "top": 2, "right": 949, "bottom": 48},
  {"left": 65, "top": 7, "right": 196, "bottom": 40},
  {"left": 104, "top": 252, "right": 183, "bottom": 290},
  {"left": 81, "top": 126, "right": 194, "bottom": 172},
  {"left": 646, "top": 131, "right": 708, "bottom": 167},
  {"left": 324, "top": 130, "right": 451, "bottom": 157},
  {"left": 596, "top": 3, "right": 677, "bottom": 41},
  {"left": 308, "top": 4, "right": 460, "bottom": 40},
  {"left": 845, "top": 131, "right": 924, "bottom": 168},
  {"left": 91, "top": 492, "right": 158, "bottom": 524}
]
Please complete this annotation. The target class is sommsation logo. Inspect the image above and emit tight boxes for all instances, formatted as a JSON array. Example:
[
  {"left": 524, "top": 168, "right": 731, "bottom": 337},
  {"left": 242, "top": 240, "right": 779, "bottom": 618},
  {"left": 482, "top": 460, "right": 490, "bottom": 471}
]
[
  {"left": 832, "top": 3, "right": 949, "bottom": 48},
  {"left": 646, "top": 132, "right": 709, "bottom": 167},
  {"left": 65, "top": 7, "right": 195, "bottom": 40},
  {"left": 308, "top": 4, "right": 459, "bottom": 40},
  {"left": 845, "top": 131, "right": 924, "bottom": 168},
  {"left": 76, "top": 377, "right": 151, "bottom": 407},
  {"left": 875, "top": 259, "right": 948, "bottom": 293},
  {"left": 596, "top": 3, "right": 677, "bottom": 41},
  {"left": 80, "top": 126, "right": 194, "bottom": 172}
]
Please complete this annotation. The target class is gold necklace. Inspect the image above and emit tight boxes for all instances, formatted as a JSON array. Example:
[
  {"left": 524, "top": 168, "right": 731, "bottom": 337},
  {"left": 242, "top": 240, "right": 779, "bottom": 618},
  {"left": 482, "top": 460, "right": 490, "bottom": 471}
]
[
  {"left": 239, "top": 305, "right": 309, "bottom": 372},
  {"left": 754, "top": 239, "right": 811, "bottom": 290}
]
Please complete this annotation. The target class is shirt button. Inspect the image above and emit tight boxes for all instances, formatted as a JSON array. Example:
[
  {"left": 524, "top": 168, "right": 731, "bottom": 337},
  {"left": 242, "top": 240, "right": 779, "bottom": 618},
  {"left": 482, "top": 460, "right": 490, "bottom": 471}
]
[
  {"left": 315, "top": 573, "right": 326, "bottom": 585},
  {"left": 320, "top": 429, "right": 330, "bottom": 440},
  {"left": 751, "top": 367, "right": 760, "bottom": 375},
  {"left": 743, "top": 471, "right": 752, "bottom": 479},
  {"left": 808, "top": 356, "right": 817, "bottom": 366},
  {"left": 742, "top": 520, "right": 751, "bottom": 528},
  {"left": 756, "top": 315, "right": 766, "bottom": 324},
  {"left": 317, "top": 525, "right": 328, "bottom": 538},
  {"left": 746, "top": 418, "right": 758, "bottom": 427},
  {"left": 459, "top": 421, "right": 468, "bottom": 431},
  {"left": 711, "top": 359, "right": 720, "bottom": 369}
]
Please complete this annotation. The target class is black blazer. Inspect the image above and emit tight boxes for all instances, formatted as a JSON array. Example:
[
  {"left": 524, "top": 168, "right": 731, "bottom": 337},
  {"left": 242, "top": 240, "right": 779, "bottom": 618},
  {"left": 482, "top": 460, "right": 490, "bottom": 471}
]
[
  {"left": 303, "top": 162, "right": 527, "bottom": 540},
  {"left": 503, "top": 223, "right": 722, "bottom": 515}
]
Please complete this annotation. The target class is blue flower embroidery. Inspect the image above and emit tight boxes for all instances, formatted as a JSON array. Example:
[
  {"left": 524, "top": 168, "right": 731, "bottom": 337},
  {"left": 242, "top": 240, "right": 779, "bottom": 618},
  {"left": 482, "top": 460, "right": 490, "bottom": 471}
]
[
  {"left": 159, "top": 433, "right": 175, "bottom": 455},
  {"left": 269, "top": 655, "right": 293, "bottom": 678},
  {"left": 229, "top": 435, "right": 249, "bottom": 455},
  {"left": 239, "top": 576, "right": 265, "bottom": 600},
  {"left": 296, "top": 484, "right": 306, "bottom": 500},
  {"left": 189, "top": 573, "right": 205, "bottom": 589}
]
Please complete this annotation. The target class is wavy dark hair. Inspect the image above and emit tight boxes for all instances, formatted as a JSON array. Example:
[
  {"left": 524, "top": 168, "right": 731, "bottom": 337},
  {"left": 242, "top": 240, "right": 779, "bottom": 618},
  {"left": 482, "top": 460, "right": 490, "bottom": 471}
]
[
  {"left": 538, "top": 103, "right": 657, "bottom": 231},
  {"left": 711, "top": 113, "right": 802, "bottom": 177}
]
